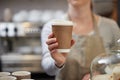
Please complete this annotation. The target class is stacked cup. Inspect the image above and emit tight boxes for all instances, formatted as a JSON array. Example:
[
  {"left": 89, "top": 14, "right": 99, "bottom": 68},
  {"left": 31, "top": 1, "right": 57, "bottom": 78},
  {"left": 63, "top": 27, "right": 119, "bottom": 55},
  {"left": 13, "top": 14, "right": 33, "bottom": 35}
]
[
  {"left": 0, "top": 72, "right": 11, "bottom": 77},
  {"left": 12, "top": 71, "right": 31, "bottom": 80},
  {"left": 0, "top": 76, "right": 17, "bottom": 80},
  {"left": 0, "top": 71, "right": 34, "bottom": 80},
  {"left": 0, "top": 72, "right": 16, "bottom": 80}
]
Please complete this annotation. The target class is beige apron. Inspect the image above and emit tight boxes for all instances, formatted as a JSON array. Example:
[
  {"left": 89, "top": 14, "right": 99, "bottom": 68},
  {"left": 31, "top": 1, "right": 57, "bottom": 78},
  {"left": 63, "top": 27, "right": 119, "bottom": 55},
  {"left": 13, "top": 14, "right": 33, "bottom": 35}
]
[
  {"left": 85, "top": 34, "right": 106, "bottom": 67},
  {"left": 85, "top": 13, "right": 106, "bottom": 67},
  {"left": 55, "top": 15, "right": 106, "bottom": 80}
]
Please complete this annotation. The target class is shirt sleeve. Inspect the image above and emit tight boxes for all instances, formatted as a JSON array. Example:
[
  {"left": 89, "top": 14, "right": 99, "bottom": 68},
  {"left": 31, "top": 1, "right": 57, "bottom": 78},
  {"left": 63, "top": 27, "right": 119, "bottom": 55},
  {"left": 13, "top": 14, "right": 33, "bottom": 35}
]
[{"left": 41, "top": 22, "right": 61, "bottom": 76}]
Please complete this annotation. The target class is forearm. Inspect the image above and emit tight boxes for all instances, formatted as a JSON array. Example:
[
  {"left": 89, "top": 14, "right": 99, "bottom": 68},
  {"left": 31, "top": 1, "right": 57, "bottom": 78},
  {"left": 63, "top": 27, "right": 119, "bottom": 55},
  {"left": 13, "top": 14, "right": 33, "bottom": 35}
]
[
  {"left": 41, "top": 53, "right": 61, "bottom": 76},
  {"left": 41, "top": 21, "right": 65, "bottom": 76}
]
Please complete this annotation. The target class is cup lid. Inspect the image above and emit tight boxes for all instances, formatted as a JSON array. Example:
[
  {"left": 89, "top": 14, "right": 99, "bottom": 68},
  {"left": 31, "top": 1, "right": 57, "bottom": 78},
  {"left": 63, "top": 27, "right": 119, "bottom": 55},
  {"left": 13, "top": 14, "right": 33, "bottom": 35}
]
[
  {"left": 0, "top": 72, "right": 11, "bottom": 77},
  {"left": 12, "top": 71, "right": 31, "bottom": 76},
  {"left": 0, "top": 76, "right": 17, "bottom": 80},
  {"left": 52, "top": 19, "right": 73, "bottom": 26}
]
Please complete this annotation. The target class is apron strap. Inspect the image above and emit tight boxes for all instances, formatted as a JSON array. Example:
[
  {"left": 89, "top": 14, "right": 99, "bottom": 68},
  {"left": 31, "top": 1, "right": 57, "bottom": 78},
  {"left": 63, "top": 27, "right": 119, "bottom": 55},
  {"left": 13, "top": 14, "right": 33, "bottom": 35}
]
[{"left": 91, "top": 1, "right": 100, "bottom": 36}]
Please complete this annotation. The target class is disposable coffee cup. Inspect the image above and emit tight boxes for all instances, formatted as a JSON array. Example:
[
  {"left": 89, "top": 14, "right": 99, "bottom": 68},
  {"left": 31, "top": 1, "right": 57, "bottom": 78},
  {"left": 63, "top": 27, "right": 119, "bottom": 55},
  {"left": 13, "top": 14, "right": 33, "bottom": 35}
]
[
  {"left": 0, "top": 72, "right": 11, "bottom": 77},
  {"left": 52, "top": 19, "right": 73, "bottom": 53},
  {"left": 0, "top": 76, "right": 17, "bottom": 80},
  {"left": 12, "top": 71, "right": 31, "bottom": 80}
]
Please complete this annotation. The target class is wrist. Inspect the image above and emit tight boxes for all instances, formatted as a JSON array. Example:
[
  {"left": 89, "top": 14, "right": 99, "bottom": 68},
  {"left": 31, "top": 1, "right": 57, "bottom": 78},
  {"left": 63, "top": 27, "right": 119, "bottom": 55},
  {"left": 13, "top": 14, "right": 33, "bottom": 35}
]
[{"left": 55, "top": 62, "right": 65, "bottom": 68}]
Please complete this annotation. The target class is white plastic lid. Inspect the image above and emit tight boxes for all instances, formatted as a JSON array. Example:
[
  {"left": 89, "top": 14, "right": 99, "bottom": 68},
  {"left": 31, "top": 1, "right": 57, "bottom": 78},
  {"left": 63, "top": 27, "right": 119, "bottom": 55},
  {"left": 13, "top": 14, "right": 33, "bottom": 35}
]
[
  {"left": 0, "top": 72, "right": 11, "bottom": 77},
  {"left": 52, "top": 19, "right": 73, "bottom": 26},
  {"left": 0, "top": 76, "right": 17, "bottom": 80},
  {"left": 12, "top": 71, "right": 31, "bottom": 76}
]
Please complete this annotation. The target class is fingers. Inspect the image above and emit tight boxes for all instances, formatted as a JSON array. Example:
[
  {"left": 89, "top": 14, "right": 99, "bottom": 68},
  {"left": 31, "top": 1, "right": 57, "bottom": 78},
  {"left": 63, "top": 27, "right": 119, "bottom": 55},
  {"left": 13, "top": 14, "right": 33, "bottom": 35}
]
[
  {"left": 48, "top": 33, "right": 54, "bottom": 39},
  {"left": 51, "top": 49, "right": 57, "bottom": 54},
  {"left": 46, "top": 33, "right": 58, "bottom": 52},
  {"left": 62, "top": 53, "right": 68, "bottom": 57},
  {"left": 46, "top": 33, "right": 57, "bottom": 45},
  {"left": 48, "top": 42, "right": 58, "bottom": 51},
  {"left": 46, "top": 38, "right": 57, "bottom": 45}
]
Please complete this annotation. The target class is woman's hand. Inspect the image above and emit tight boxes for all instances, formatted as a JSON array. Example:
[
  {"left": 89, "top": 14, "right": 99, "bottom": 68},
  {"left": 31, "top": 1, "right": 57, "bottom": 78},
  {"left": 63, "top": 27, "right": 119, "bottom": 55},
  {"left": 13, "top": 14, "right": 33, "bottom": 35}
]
[{"left": 46, "top": 33, "right": 74, "bottom": 67}]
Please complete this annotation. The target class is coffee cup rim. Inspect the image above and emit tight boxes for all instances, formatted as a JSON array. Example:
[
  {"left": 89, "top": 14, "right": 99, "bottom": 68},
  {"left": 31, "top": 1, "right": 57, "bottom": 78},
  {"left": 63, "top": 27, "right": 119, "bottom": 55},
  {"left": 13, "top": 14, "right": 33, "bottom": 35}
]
[
  {"left": 12, "top": 71, "right": 31, "bottom": 76},
  {"left": 51, "top": 19, "right": 73, "bottom": 26},
  {"left": 0, "top": 72, "right": 11, "bottom": 76},
  {"left": 0, "top": 76, "right": 17, "bottom": 80}
]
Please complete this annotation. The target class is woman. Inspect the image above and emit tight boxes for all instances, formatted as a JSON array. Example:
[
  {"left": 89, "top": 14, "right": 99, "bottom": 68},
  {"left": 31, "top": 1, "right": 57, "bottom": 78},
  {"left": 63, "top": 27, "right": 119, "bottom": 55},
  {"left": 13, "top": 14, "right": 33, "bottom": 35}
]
[{"left": 41, "top": 0, "right": 120, "bottom": 80}]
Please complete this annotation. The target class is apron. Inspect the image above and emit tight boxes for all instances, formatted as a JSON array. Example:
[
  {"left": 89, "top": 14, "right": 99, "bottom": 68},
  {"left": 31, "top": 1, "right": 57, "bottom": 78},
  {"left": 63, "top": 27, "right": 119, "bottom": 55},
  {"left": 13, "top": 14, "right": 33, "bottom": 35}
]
[
  {"left": 55, "top": 15, "right": 106, "bottom": 80},
  {"left": 55, "top": 34, "right": 105, "bottom": 80},
  {"left": 85, "top": 34, "right": 106, "bottom": 67}
]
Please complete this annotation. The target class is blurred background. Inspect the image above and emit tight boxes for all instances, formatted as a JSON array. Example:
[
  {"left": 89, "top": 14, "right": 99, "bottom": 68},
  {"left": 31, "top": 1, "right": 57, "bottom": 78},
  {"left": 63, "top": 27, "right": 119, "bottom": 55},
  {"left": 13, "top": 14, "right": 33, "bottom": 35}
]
[{"left": 0, "top": 0, "right": 119, "bottom": 80}]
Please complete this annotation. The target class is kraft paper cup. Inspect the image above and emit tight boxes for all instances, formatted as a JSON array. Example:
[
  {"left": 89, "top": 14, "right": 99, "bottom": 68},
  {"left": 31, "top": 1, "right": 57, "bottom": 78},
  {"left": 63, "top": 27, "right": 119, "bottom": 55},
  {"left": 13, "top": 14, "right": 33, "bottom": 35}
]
[{"left": 52, "top": 19, "right": 73, "bottom": 53}]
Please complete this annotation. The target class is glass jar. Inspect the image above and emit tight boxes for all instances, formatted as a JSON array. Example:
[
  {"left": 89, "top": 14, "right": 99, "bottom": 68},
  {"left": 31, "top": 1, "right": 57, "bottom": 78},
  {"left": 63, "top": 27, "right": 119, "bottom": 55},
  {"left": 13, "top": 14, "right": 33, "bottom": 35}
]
[
  {"left": 90, "top": 50, "right": 120, "bottom": 80},
  {"left": 90, "top": 39, "right": 120, "bottom": 80}
]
